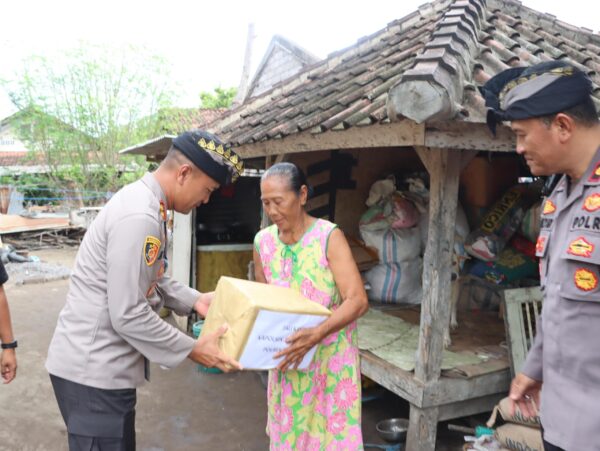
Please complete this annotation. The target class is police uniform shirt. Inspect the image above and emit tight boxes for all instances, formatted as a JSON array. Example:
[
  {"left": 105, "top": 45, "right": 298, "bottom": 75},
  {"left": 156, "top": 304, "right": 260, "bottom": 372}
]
[
  {"left": 46, "top": 173, "right": 198, "bottom": 390},
  {"left": 0, "top": 260, "right": 8, "bottom": 285},
  {"left": 524, "top": 147, "right": 600, "bottom": 450}
]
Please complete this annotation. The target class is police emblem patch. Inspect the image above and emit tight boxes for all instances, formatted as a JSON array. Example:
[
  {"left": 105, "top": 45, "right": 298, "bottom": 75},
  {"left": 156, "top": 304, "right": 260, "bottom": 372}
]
[
  {"left": 574, "top": 268, "right": 598, "bottom": 291},
  {"left": 568, "top": 237, "right": 594, "bottom": 258},
  {"left": 144, "top": 236, "right": 161, "bottom": 266},
  {"left": 535, "top": 236, "right": 546, "bottom": 256},
  {"left": 542, "top": 200, "right": 556, "bottom": 215},
  {"left": 588, "top": 163, "right": 600, "bottom": 183},
  {"left": 159, "top": 201, "right": 167, "bottom": 221},
  {"left": 583, "top": 193, "right": 600, "bottom": 212}
]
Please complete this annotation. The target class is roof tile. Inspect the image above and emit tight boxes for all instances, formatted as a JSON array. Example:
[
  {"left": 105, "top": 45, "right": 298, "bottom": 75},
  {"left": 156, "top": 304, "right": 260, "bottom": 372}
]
[{"left": 211, "top": 0, "right": 600, "bottom": 148}]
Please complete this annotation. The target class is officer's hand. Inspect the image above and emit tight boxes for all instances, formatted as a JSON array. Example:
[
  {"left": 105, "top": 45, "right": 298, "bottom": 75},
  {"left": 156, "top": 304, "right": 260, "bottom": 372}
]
[
  {"left": 193, "top": 292, "right": 214, "bottom": 318},
  {"left": 509, "top": 372, "right": 542, "bottom": 418},
  {"left": 1, "top": 349, "right": 17, "bottom": 384},
  {"left": 188, "top": 323, "right": 242, "bottom": 372}
]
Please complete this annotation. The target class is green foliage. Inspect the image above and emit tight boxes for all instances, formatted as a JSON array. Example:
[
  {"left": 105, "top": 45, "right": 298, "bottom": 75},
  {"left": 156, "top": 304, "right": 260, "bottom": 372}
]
[
  {"left": 199, "top": 86, "right": 237, "bottom": 108},
  {"left": 1, "top": 43, "right": 179, "bottom": 201}
]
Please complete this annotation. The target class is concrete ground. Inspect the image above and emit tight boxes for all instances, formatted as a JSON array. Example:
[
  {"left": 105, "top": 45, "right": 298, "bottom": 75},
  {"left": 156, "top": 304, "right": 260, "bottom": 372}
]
[{"left": 0, "top": 247, "right": 465, "bottom": 451}]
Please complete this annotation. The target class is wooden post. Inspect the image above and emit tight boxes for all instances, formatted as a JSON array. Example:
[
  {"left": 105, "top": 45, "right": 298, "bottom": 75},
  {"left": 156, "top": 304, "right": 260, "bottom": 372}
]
[
  {"left": 407, "top": 405, "right": 440, "bottom": 450},
  {"left": 260, "top": 155, "right": 286, "bottom": 228},
  {"left": 171, "top": 210, "right": 194, "bottom": 331},
  {"left": 407, "top": 146, "right": 461, "bottom": 451}
]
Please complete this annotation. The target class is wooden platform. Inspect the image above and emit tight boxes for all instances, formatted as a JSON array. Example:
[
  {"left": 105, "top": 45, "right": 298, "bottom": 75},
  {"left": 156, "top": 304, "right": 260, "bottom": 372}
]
[{"left": 360, "top": 307, "right": 510, "bottom": 443}]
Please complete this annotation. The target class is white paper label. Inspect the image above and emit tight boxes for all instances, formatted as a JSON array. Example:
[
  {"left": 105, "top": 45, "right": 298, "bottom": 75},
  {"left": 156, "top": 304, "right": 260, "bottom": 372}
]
[{"left": 239, "top": 309, "right": 327, "bottom": 370}]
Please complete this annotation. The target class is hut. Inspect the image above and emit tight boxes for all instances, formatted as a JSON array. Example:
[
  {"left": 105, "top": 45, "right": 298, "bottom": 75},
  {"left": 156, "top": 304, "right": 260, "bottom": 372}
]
[{"left": 123, "top": 1, "right": 600, "bottom": 448}]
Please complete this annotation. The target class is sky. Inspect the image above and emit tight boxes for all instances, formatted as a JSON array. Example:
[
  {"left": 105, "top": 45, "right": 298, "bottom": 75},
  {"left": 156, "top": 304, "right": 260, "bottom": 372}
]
[{"left": 1, "top": 0, "right": 598, "bottom": 120}]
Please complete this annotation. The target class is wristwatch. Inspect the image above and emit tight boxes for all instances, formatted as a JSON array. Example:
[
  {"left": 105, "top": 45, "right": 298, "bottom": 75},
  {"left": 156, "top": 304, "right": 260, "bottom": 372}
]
[{"left": 1, "top": 340, "right": 17, "bottom": 349}]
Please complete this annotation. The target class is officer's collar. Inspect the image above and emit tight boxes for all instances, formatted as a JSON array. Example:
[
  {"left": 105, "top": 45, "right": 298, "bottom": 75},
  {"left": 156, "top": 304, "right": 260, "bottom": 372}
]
[
  {"left": 581, "top": 146, "right": 600, "bottom": 186},
  {"left": 141, "top": 172, "right": 168, "bottom": 207}
]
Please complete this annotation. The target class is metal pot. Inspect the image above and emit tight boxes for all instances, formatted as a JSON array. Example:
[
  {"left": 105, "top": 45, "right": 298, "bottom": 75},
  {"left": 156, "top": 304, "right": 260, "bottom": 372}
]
[{"left": 376, "top": 418, "right": 409, "bottom": 443}]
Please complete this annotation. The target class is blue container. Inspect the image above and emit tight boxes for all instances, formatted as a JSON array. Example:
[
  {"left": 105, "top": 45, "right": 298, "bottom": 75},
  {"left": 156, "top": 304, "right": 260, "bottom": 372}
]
[{"left": 192, "top": 320, "right": 223, "bottom": 374}]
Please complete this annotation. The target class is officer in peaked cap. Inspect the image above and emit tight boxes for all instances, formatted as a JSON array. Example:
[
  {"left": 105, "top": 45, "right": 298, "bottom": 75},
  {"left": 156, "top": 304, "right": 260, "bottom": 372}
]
[
  {"left": 46, "top": 130, "right": 244, "bottom": 450},
  {"left": 481, "top": 61, "right": 600, "bottom": 450}
]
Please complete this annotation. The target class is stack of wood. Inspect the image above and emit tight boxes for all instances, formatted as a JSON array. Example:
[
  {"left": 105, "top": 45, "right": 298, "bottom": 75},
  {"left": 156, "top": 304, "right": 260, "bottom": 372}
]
[{"left": 2, "top": 228, "right": 85, "bottom": 251}]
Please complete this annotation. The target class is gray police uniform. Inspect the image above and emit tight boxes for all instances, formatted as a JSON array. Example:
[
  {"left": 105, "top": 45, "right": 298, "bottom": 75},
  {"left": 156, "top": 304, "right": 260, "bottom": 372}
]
[
  {"left": 525, "top": 147, "right": 600, "bottom": 450},
  {"left": 46, "top": 172, "right": 198, "bottom": 450}
]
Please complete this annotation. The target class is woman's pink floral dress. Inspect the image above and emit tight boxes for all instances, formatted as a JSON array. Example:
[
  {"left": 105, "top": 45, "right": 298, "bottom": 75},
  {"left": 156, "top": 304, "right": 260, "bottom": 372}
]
[{"left": 255, "top": 219, "right": 363, "bottom": 451}]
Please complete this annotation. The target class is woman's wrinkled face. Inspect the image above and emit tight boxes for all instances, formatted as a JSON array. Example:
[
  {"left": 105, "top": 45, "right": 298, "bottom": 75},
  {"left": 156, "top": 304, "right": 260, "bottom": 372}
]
[{"left": 260, "top": 175, "right": 307, "bottom": 231}]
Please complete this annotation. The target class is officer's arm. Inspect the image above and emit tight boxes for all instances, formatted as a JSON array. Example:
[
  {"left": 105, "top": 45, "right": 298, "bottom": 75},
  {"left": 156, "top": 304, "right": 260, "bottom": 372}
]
[
  {"left": 106, "top": 213, "right": 194, "bottom": 367},
  {"left": 156, "top": 276, "right": 200, "bottom": 317}
]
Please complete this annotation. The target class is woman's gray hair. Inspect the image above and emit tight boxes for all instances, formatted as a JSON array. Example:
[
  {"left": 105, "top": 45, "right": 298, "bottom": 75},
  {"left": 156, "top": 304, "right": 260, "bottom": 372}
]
[{"left": 262, "top": 162, "right": 314, "bottom": 198}]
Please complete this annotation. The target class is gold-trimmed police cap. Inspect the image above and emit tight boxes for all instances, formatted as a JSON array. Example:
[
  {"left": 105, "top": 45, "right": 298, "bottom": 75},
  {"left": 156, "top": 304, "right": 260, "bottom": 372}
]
[{"left": 172, "top": 130, "right": 243, "bottom": 185}]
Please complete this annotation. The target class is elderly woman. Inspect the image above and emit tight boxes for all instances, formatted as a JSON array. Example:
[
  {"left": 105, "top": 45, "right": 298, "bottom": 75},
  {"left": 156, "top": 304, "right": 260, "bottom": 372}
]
[{"left": 253, "top": 162, "right": 369, "bottom": 451}]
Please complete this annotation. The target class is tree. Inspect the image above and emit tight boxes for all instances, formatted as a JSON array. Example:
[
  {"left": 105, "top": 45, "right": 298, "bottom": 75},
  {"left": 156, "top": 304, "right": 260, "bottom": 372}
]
[
  {"left": 199, "top": 87, "right": 237, "bottom": 109},
  {"left": 1, "top": 43, "right": 179, "bottom": 198}
]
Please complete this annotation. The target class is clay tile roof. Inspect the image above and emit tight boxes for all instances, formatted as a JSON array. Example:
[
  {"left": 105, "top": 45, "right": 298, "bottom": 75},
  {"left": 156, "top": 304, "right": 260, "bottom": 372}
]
[
  {"left": 211, "top": 0, "right": 600, "bottom": 148},
  {"left": 156, "top": 108, "right": 228, "bottom": 134},
  {"left": 0, "top": 151, "right": 42, "bottom": 167}
]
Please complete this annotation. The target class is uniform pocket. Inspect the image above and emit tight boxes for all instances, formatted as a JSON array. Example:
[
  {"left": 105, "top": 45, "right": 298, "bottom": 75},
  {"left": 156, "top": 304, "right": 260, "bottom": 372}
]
[{"left": 559, "top": 234, "right": 600, "bottom": 302}]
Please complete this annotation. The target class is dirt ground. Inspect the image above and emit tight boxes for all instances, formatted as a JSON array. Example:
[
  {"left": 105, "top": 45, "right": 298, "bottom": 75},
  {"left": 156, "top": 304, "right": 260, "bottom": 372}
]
[{"left": 0, "top": 246, "right": 465, "bottom": 451}]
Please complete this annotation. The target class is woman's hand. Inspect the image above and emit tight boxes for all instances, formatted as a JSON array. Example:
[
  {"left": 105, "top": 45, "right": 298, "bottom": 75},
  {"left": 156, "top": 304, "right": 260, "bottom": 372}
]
[
  {"left": 275, "top": 326, "right": 324, "bottom": 372},
  {"left": 193, "top": 291, "right": 215, "bottom": 318}
]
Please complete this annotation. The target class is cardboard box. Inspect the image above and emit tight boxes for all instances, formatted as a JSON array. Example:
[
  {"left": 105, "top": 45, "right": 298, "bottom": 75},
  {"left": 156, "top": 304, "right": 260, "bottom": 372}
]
[{"left": 200, "top": 277, "right": 331, "bottom": 370}]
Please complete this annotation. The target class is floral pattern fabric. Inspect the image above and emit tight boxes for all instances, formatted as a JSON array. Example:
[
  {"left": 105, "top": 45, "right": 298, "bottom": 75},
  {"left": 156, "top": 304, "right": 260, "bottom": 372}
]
[{"left": 255, "top": 219, "right": 363, "bottom": 451}]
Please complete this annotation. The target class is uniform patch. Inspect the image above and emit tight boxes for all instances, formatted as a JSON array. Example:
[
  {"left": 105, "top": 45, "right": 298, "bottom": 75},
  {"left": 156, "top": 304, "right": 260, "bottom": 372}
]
[
  {"left": 583, "top": 193, "right": 600, "bottom": 212},
  {"left": 159, "top": 201, "right": 167, "bottom": 221},
  {"left": 144, "top": 236, "right": 161, "bottom": 266},
  {"left": 543, "top": 200, "right": 556, "bottom": 215},
  {"left": 588, "top": 163, "right": 600, "bottom": 183},
  {"left": 574, "top": 268, "right": 598, "bottom": 291},
  {"left": 567, "top": 237, "right": 594, "bottom": 258},
  {"left": 535, "top": 236, "right": 546, "bottom": 255}
]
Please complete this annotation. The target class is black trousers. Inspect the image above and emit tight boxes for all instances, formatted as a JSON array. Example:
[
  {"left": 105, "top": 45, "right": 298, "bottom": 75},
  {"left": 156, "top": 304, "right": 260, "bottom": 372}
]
[{"left": 50, "top": 374, "right": 136, "bottom": 451}]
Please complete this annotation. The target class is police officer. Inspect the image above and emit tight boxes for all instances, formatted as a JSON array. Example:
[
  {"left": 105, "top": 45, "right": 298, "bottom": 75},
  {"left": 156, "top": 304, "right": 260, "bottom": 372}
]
[
  {"left": 46, "top": 130, "right": 244, "bottom": 451},
  {"left": 481, "top": 61, "right": 600, "bottom": 450},
  {"left": 0, "top": 258, "right": 17, "bottom": 384}
]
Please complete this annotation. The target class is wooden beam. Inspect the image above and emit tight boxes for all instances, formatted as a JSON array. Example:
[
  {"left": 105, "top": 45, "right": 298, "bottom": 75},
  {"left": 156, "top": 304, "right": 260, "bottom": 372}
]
[
  {"left": 406, "top": 405, "right": 439, "bottom": 451},
  {"left": 234, "top": 121, "right": 425, "bottom": 158},
  {"left": 360, "top": 351, "right": 424, "bottom": 407},
  {"left": 260, "top": 156, "right": 276, "bottom": 229},
  {"left": 414, "top": 146, "right": 434, "bottom": 173},
  {"left": 422, "top": 368, "right": 511, "bottom": 407},
  {"left": 437, "top": 393, "right": 506, "bottom": 422},
  {"left": 424, "top": 121, "right": 516, "bottom": 151},
  {"left": 416, "top": 148, "right": 461, "bottom": 384}
]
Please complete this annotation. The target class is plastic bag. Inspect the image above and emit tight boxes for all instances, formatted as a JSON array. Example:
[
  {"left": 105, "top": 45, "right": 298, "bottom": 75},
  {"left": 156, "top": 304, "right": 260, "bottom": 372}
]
[
  {"left": 365, "top": 258, "right": 423, "bottom": 304},
  {"left": 465, "top": 185, "right": 538, "bottom": 262}
]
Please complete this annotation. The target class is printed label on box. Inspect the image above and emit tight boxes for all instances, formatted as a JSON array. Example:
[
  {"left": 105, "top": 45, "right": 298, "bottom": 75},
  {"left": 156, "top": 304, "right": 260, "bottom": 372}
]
[{"left": 239, "top": 309, "right": 326, "bottom": 370}]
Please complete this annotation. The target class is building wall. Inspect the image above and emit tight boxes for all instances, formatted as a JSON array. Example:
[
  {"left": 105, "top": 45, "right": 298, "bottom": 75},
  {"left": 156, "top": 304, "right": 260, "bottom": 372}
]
[
  {"left": 290, "top": 147, "right": 424, "bottom": 238},
  {"left": 251, "top": 45, "right": 306, "bottom": 98},
  {"left": 0, "top": 123, "right": 29, "bottom": 153}
]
